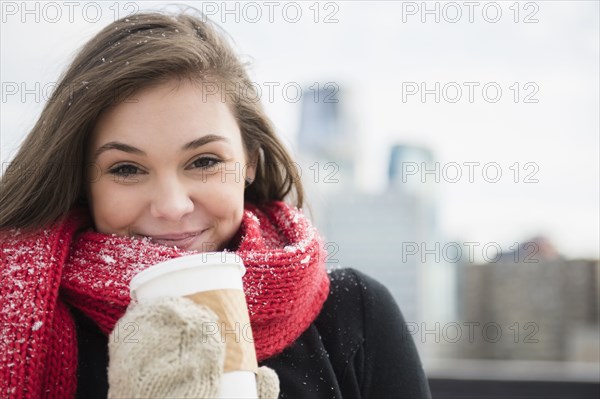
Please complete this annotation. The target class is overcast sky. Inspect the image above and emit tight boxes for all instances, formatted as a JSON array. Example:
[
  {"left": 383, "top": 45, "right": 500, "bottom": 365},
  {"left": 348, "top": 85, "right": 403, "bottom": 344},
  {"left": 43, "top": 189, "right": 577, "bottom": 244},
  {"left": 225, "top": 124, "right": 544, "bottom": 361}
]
[{"left": 1, "top": 1, "right": 598, "bottom": 259}]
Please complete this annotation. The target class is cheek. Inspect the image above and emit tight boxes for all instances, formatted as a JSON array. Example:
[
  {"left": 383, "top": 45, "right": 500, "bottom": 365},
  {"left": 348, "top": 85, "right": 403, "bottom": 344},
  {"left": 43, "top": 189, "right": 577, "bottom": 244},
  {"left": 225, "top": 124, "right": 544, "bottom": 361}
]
[
  {"left": 89, "top": 182, "right": 139, "bottom": 234},
  {"left": 201, "top": 180, "right": 245, "bottom": 223}
]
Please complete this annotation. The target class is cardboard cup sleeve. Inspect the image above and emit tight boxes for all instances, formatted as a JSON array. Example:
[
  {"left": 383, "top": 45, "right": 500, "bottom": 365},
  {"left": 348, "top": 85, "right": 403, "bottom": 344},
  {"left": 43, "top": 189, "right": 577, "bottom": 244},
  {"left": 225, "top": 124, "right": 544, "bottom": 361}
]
[{"left": 186, "top": 289, "right": 258, "bottom": 373}]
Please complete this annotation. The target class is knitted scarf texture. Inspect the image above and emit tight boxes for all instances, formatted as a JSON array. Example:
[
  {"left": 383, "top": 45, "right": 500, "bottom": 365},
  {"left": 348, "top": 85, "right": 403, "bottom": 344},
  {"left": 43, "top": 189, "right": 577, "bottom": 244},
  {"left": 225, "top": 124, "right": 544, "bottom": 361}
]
[{"left": 0, "top": 201, "right": 330, "bottom": 398}]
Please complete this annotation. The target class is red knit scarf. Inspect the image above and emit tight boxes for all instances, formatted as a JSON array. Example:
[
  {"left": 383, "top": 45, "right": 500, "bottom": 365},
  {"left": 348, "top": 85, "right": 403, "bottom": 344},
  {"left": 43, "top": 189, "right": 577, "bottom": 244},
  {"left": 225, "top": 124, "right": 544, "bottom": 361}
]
[{"left": 0, "top": 201, "right": 330, "bottom": 399}]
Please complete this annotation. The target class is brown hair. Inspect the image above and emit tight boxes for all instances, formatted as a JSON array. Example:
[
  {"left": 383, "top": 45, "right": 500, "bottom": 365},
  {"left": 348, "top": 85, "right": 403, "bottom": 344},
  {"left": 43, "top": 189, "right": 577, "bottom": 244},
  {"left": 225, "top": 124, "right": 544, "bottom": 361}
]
[{"left": 0, "top": 10, "right": 304, "bottom": 230}]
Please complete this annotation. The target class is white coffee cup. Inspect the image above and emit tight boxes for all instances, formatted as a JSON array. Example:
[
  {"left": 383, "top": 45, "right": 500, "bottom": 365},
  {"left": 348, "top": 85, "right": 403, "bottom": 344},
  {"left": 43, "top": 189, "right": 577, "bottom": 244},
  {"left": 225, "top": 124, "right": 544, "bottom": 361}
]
[{"left": 130, "top": 252, "right": 258, "bottom": 399}]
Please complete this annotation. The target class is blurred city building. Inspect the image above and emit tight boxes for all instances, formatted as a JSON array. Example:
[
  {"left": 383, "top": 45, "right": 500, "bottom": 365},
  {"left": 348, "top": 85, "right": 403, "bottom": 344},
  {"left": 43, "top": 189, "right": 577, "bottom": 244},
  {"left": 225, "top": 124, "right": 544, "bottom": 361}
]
[
  {"left": 456, "top": 241, "right": 599, "bottom": 363},
  {"left": 295, "top": 85, "right": 456, "bottom": 359},
  {"left": 296, "top": 84, "right": 357, "bottom": 193}
]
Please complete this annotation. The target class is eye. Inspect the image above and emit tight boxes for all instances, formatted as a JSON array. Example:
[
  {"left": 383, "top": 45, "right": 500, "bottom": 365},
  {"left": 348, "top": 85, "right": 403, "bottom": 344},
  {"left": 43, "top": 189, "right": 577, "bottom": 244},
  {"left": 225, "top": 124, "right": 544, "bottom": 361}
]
[
  {"left": 191, "top": 157, "right": 222, "bottom": 169},
  {"left": 108, "top": 164, "right": 141, "bottom": 178}
]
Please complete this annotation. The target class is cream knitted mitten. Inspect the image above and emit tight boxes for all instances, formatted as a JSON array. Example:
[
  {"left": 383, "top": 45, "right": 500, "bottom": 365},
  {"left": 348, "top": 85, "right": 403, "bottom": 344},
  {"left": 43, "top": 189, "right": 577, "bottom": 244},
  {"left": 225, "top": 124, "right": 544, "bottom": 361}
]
[
  {"left": 107, "top": 296, "right": 280, "bottom": 398},
  {"left": 257, "top": 366, "right": 281, "bottom": 398},
  {"left": 108, "top": 296, "right": 224, "bottom": 398}
]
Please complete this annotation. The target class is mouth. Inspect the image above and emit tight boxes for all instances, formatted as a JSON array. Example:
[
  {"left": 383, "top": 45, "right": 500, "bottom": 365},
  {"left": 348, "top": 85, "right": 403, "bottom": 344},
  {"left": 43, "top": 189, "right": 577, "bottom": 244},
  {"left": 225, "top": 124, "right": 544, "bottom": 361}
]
[{"left": 144, "top": 229, "right": 208, "bottom": 250}]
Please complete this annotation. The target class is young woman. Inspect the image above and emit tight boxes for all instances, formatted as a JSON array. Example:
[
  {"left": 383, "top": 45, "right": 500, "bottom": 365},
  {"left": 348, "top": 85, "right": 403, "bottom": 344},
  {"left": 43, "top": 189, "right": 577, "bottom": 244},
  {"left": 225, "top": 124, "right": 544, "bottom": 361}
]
[{"left": 0, "top": 10, "right": 432, "bottom": 399}]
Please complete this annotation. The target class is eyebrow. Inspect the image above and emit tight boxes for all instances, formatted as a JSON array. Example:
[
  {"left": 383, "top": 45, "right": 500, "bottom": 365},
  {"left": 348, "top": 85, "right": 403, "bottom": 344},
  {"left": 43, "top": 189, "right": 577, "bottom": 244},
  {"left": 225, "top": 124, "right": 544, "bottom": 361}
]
[{"left": 93, "top": 134, "right": 230, "bottom": 160}]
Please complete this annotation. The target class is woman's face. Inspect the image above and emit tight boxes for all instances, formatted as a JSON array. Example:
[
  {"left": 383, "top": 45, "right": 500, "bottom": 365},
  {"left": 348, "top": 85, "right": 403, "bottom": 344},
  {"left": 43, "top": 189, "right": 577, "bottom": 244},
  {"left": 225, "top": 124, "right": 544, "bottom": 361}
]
[{"left": 86, "top": 79, "right": 255, "bottom": 251}]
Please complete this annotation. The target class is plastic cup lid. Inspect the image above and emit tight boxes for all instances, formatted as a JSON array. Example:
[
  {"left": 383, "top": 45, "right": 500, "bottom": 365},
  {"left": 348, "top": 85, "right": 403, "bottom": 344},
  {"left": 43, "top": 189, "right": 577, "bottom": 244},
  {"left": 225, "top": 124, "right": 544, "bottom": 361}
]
[{"left": 130, "top": 252, "right": 245, "bottom": 293}]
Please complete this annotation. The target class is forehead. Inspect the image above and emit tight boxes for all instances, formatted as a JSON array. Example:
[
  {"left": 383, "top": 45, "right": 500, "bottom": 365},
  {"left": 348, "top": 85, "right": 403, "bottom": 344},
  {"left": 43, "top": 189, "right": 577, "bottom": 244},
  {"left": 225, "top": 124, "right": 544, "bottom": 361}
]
[{"left": 90, "top": 80, "right": 241, "bottom": 149}]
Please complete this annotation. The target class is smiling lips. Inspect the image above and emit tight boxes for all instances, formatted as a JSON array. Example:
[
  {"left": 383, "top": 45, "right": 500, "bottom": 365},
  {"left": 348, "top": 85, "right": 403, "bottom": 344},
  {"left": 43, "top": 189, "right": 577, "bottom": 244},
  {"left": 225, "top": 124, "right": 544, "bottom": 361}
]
[{"left": 146, "top": 230, "right": 206, "bottom": 250}]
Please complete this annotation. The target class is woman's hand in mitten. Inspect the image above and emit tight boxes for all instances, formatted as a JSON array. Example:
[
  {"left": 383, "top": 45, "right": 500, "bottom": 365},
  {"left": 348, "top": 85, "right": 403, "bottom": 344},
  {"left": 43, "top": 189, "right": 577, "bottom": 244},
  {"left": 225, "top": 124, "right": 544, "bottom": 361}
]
[
  {"left": 257, "top": 365, "right": 280, "bottom": 398},
  {"left": 107, "top": 296, "right": 225, "bottom": 398}
]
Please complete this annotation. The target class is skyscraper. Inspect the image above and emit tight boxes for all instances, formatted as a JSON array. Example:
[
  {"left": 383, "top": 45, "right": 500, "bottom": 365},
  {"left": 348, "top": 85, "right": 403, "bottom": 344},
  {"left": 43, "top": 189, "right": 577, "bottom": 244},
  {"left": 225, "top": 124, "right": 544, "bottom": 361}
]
[{"left": 295, "top": 85, "right": 453, "bottom": 359}]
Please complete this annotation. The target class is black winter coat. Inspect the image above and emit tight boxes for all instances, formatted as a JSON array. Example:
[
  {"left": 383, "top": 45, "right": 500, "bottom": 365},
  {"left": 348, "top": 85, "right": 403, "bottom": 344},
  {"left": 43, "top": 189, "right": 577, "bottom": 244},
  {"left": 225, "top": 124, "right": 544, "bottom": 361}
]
[{"left": 73, "top": 268, "right": 432, "bottom": 398}]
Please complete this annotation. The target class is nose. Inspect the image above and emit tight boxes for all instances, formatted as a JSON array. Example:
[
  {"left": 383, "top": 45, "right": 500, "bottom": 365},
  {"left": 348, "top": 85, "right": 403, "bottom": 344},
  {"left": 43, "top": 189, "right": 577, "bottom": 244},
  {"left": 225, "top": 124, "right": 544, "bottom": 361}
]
[{"left": 149, "top": 176, "right": 194, "bottom": 221}]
